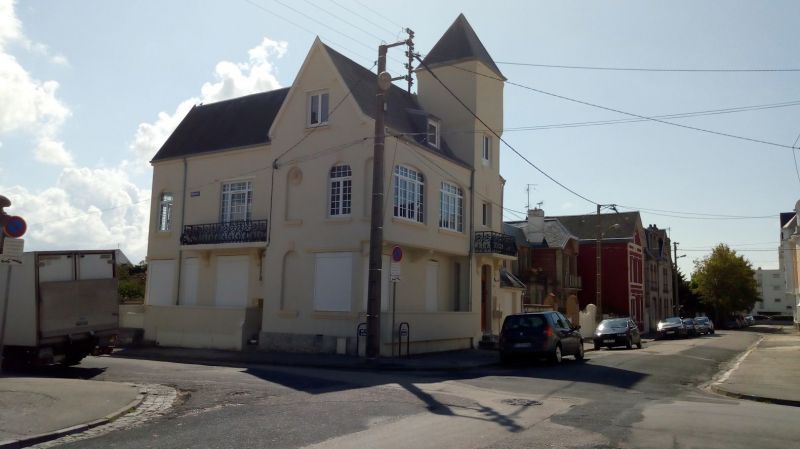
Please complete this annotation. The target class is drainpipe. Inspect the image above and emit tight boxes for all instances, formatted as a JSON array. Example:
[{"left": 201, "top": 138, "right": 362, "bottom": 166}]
[
  {"left": 175, "top": 157, "right": 188, "bottom": 305},
  {"left": 267, "top": 159, "right": 278, "bottom": 247},
  {"left": 467, "top": 168, "right": 475, "bottom": 315}
]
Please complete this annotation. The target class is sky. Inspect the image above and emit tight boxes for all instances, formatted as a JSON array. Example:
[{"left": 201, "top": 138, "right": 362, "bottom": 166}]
[{"left": 1, "top": 0, "right": 798, "bottom": 275}]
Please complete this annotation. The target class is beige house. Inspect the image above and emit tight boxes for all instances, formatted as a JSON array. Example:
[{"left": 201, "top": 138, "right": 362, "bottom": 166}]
[{"left": 142, "top": 14, "right": 520, "bottom": 355}]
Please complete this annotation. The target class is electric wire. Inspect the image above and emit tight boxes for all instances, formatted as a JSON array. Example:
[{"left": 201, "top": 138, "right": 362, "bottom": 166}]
[
  {"left": 443, "top": 63, "right": 798, "bottom": 150},
  {"left": 414, "top": 55, "right": 598, "bottom": 206},
  {"left": 792, "top": 131, "right": 800, "bottom": 186},
  {"left": 303, "top": 0, "right": 388, "bottom": 43},
  {"left": 353, "top": 0, "right": 405, "bottom": 31},
  {"left": 329, "top": 0, "right": 398, "bottom": 40},
  {"left": 495, "top": 61, "right": 800, "bottom": 73}
]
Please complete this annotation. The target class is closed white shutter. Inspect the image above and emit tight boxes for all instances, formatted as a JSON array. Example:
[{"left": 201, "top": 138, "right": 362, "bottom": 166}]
[
  {"left": 180, "top": 258, "right": 199, "bottom": 306},
  {"left": 215, "top": 256, "right": 249, "bottom": 307},
  {"left": 146, "top": 260, "right": 176, "bottom": 306},
  {"left": 314, "top": 253, "right": 353, "bottom": 312}
]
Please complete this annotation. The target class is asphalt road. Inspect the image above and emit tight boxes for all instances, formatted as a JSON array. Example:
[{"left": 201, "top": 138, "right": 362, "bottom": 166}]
[{"left": 32, "top": 330, "right": 800, "bottom": 449}]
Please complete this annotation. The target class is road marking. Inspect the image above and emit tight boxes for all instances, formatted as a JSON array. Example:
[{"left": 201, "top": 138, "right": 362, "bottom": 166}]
[{"left": 707, "top": 335, "right": 763, "bottom": 388}]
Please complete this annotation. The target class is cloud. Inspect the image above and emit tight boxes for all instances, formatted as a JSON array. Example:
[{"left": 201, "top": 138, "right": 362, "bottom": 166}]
[
  {"left": 1, "top": 167, "right": 151, "bottom": 263},
  {"left": 129, "top": 37, "right": 287, "bottom": 170},
  {"left": 0, "top": 2, "right": 72, "bottom": 167},
  {"left": 1, "top": 1, "right": 288, "bottom": 263}
]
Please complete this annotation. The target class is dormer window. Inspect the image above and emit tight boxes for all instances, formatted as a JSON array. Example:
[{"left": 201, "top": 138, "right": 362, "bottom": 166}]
[
  {"left": 308, "top": 91, "right": 330, "bottom": 127},
  {"left": 427, "top": 119, "right": 440, "bottom": 149}
]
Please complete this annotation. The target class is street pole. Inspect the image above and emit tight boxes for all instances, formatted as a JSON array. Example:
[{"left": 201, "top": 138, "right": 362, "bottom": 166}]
[
  {"left": 596, "top": 204, "right": 602, "bottom": 320},
  {"left": 673, "top": 241, "right": 680, "bottom": 316},
  {"left": 0, "top": 233, "right": 9, "bottom": 372},
  {"left": 366, "top": 44, "right": 388, "bottom": 360}
]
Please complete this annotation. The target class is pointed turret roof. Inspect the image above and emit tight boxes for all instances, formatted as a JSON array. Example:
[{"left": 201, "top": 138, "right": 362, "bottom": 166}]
[{"left": 422, "top": 13, "right": 505, "bottom": 80}]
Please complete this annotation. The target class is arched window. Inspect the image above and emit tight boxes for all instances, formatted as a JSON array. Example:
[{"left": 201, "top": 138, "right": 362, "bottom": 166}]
[
  {"left": 329, "top": 164, "right": 352, "bottom": 216},
  {"left": 439, "top": 182, "right": 463, "bottom": 232},
  {"left": 393, "top": 165, "right": 424, "bottom": 223}
]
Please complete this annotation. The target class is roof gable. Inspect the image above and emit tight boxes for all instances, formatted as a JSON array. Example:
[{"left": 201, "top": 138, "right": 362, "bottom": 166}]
[
  {"left": 422, "top": 13, "right": 505, "bottom": 80},
  {"left": 152, "top": 88, "right": 289, "bottom": 162}
]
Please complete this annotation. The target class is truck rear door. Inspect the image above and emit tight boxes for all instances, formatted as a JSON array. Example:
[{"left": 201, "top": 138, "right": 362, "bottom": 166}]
[{"left": 37, "top": 252, "right": 119, "bottom": 341}]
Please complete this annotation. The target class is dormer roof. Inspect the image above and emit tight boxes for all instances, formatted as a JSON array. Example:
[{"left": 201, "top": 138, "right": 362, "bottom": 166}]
[{"left": 421, "top": 13, "right": 505, "bottom": 80}]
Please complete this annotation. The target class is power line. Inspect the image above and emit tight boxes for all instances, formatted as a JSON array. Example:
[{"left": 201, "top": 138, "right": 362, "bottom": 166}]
[
  {"left": 617, "top": 204, "right": 776, "bottom": 219},
  {"left": 329, "top": 0, "right": 397, "bottom": 40},
  {"left": 792, "top": 131, "right": 800, "bottom": 186},
  {"left": 302, "top": 0, "right": 387, "bottom": 43},
  {"left": 244, "top": 0, "right": 372, "bottom": 63},
  {"left": 444, "top": 63, "right": 798, "bottom": 150},
  {"left": 415, "top": 55, "right": 598, "bottom": 206},
  {"left": 353, "top": 0, "right": 405, "bottom": 31},
  {"left": 495, "top": 61, "right": 800, "bottom": 73}
]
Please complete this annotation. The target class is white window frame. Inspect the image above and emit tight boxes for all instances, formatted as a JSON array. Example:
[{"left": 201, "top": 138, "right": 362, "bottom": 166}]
[
  {"left": 308, "top": 91, "right": 330, "bottom": 127},
  {"left": 439, "top": 181, "right": 463, "bottom": 232},
  {"left": 482, "top": 202, "right": 490, "bottom": 226},
  {"left": 220, "top": 180, "right": 253, "bottom": 223},
  {"left": 158, "top": 192, "right": 173, "bottom": 231},
  {"left": 427, "top": 119, "right": 440, "bottom": 149},
  {"left": 329, "top": 164, "right": 352, "bottom": 217},
  {"left": 482, "top": 135, "right": 491, "bottom": 164},
  {"left": 393, "top": 165, "right": 425, "bottom": 223}
]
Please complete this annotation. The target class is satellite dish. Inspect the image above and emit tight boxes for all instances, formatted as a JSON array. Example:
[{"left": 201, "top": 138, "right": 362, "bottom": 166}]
[{"left": 377, "top": 71, "right": 392, "bottom": 91}]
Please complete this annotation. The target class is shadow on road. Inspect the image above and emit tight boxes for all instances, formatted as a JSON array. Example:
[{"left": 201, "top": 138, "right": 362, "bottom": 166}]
[{"left": 1, "top": 364, "right": 106, "bottom": 380}]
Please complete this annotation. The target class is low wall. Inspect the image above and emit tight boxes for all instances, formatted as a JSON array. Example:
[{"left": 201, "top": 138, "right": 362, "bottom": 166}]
[
  {"left": 119, "top": 304, "right": 145, "bottom": 329},
  {"left": 145, "top": 305, "right": 262, "bottom": 351}
]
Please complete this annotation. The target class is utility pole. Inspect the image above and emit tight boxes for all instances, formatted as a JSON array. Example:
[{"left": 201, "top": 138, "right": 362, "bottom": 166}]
[
  {"left": 673, "top": 241, "right": 680, "bottom": 316},
  {"left": 366, "top": 32, "right": 414, "bottom": 360},
  {"left": 595, "top": 204, "right": 618, "bottom": 320}
]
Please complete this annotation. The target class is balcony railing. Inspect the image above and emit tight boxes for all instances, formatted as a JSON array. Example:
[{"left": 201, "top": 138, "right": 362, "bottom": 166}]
[
  {"left": 474, "top": 231, "right": 517, "bottom": 257},
  {"left": 181, "top": 220, "right": 267, "bottom": 245}
]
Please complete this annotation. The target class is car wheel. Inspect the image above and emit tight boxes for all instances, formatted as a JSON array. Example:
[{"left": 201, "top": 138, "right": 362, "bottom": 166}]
[
  {"left": 594, "top": 342, "right": 601, "bottom": 351},
  {"left": 575, "top": 342, "right": 585, "bottom": 361},
  {"left": 626, "top": 337, "right": 633, "bottom": 349},
  {"left": 548, "top": 344, "right": 563, "bottom": 364}
]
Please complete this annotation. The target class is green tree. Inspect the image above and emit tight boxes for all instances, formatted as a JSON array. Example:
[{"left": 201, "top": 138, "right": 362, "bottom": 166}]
[
  {"left": 691, "top": 244, "right": 759, "bottom": 325},
  {"left": 118, "top": 261, "right": 147, "bottom": 304},
  {"left": 676, "top": 268, "right": 702, "bottom": 317}
]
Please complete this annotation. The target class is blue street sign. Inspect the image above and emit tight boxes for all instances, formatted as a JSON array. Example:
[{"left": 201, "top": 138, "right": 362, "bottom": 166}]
[{"left": 3, "top": 215, "right": 26, "bottom": 238}]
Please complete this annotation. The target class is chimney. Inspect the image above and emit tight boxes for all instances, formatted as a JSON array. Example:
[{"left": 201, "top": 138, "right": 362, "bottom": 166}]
[{"left": 525, "top": 208, "right": 545, "bottom": 243}]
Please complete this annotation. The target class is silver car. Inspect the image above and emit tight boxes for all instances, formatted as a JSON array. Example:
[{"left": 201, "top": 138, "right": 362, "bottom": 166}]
[{"left": 694, "top": 317, "right": 714, "bottom": 335}]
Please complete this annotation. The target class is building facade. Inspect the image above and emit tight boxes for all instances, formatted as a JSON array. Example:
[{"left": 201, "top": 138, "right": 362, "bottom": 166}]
[
  {"left": 643, "top": 224, "right": 673, "bottom": 330},
  {"left": 555, "top": 212, "right": 648, "bottom": 331},
  {"left": 143, "top": 15, "right": 520, "bottom": 354}
]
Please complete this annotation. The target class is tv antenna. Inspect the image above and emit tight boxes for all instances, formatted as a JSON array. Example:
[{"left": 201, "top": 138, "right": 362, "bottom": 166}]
[{"left": 525, "top": 184, "right": 538, "bottom": 210}]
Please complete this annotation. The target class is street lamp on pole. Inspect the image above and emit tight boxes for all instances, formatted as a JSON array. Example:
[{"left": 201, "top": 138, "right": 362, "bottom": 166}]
[{"left": 596, "top": 203, "right": 619, "bottom": 320}]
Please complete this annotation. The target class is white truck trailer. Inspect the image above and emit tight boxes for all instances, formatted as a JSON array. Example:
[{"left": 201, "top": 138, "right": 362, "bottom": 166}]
[{"left": 0, "top": 250, "right": 119, "bottom": 366}]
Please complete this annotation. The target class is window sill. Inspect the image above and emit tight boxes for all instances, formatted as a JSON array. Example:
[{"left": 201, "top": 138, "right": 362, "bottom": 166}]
[
  {"left": 306, "top": 123, "right": 329, "bottom": 130},
  {"left": 391, "top": 216, "right": 426, "bottom": 229},
  {"left": 437, "top": 227, "right": 465, "bottom": 237},
  {"left": 325, "top": 216, "right": 353, "bottom": 224},
  {"left": 312, "top": 311, "right": 359, "bottom": 320}
]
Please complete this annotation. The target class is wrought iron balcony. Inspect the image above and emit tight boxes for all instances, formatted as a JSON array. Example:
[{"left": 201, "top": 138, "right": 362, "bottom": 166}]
[
  {"left": 474, "top": 231, "right": 517, "bottom": 257},
  {"left": 181, "top": 220, "right": 267, "bottom": 245}
]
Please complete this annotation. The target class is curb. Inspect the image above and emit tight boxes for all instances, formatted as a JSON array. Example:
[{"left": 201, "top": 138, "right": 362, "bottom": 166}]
[
  {"left": 0, "top": 389, "right": 146, "bottom": 449},
  {"left": 709, "top": 384, "right": 800, "bottom": 408}
]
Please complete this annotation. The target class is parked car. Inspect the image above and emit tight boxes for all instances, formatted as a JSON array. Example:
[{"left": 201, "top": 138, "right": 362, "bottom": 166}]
[
  {"left": 498, "top": 311, "right": 584, "bottom": 364},
  {"left": 752, "top": 315, "right": 771, "bottom": 322},
  {"left": 682, "top": 318, "right": 699, "bottom": 337},
  {"left": 656, "top": 317, "right": 688, "bottom": 339},
  {"left": 694, "top": 316, "right": 714, "bottom": 335},
  {"left": 593, "top": 317, "right": 642, "bottom": 350},
  {"left": 744, "top": 315, "right": 755, "bottom": 326}
]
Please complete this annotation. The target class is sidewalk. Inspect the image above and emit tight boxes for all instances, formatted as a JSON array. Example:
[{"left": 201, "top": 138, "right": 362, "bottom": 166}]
[
  {"left": 0, "top": 377, "right": 142, "bottom": 448},
  {"left": 711, "top": 326, "right": 800, "bottom": 407}
]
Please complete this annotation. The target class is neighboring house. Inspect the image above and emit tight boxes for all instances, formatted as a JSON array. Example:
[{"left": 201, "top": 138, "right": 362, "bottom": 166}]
[
  {"left": 505, "top": 209, "right": 582, "bottom": 323},
  {"left": 752, "top": 268, "right": 787, "bottom": 315},
  {"left": 143, "top": 14, "right": 518, "bottom": 354},
  {"left": 554, "top": 211, "right": 647, "bottom": 330},
  {"left": 643, "top": 224, "right": 673, "bottom": 330},
  {"left": 778, "top": 204, "right": 800, "bottom": 328}
]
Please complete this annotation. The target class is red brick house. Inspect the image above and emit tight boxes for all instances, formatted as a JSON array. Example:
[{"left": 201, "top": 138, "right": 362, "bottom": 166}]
[{"left": 555, "top": 211, "right": 647, "bottom": 329}]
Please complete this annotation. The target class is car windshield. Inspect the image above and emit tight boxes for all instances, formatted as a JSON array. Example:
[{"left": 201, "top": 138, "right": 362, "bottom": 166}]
[
  {"left": 661, "top": 317, "right": 682, "bottom": 324},
  {"left": 696, "top": 317, "right": 709, "bottom": 324},
  {"left": 502, "top": 315, "right": 546, "bottom": 332},
  {"left": 598, "top": 318, "right": 628, "bottom": 330},
  {"left": 683, "top": 319, "right": 695, "bottom": 324}
]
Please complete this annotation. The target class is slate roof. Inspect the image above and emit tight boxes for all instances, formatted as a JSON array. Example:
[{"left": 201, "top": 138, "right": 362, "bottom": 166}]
[
  {"left": 422, "top": 14, "right": 505, "bottom": 80},
  {"left": 553, "top": 211, "right": 642, "bottom": 242},
  {"left": 321, "top": 43, "right": 458, "bottom": 162},
  {"left": 505, "top": 218, "right": 577, "bottom": 249},
  {"left": 780, "top": 212, "right": 796, "bottom": 228},
  {"left": 151, "top": 88, "right": 290, "bottom": 162}
]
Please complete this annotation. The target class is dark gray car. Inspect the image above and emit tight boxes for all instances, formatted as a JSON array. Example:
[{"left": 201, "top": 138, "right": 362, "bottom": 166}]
[
  {"left": 498, "top": 311, "right": 584, "bottom": 364},
  {"left": 593, "top": 317, "right": 642, "bottom": 350}
]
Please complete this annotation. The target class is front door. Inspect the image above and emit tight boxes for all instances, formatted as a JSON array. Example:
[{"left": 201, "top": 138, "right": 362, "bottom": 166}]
[{"left": 481, "top": 265, "right": 490, "bottom": 333}]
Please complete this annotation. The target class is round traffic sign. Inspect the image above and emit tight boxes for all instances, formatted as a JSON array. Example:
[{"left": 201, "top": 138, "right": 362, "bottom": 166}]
[
  {"left": 3, "top": 215, "right": 27, "bottom": 238},
  {"left": 391, "top": 246, "right": 403, "bottom": 263}
]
